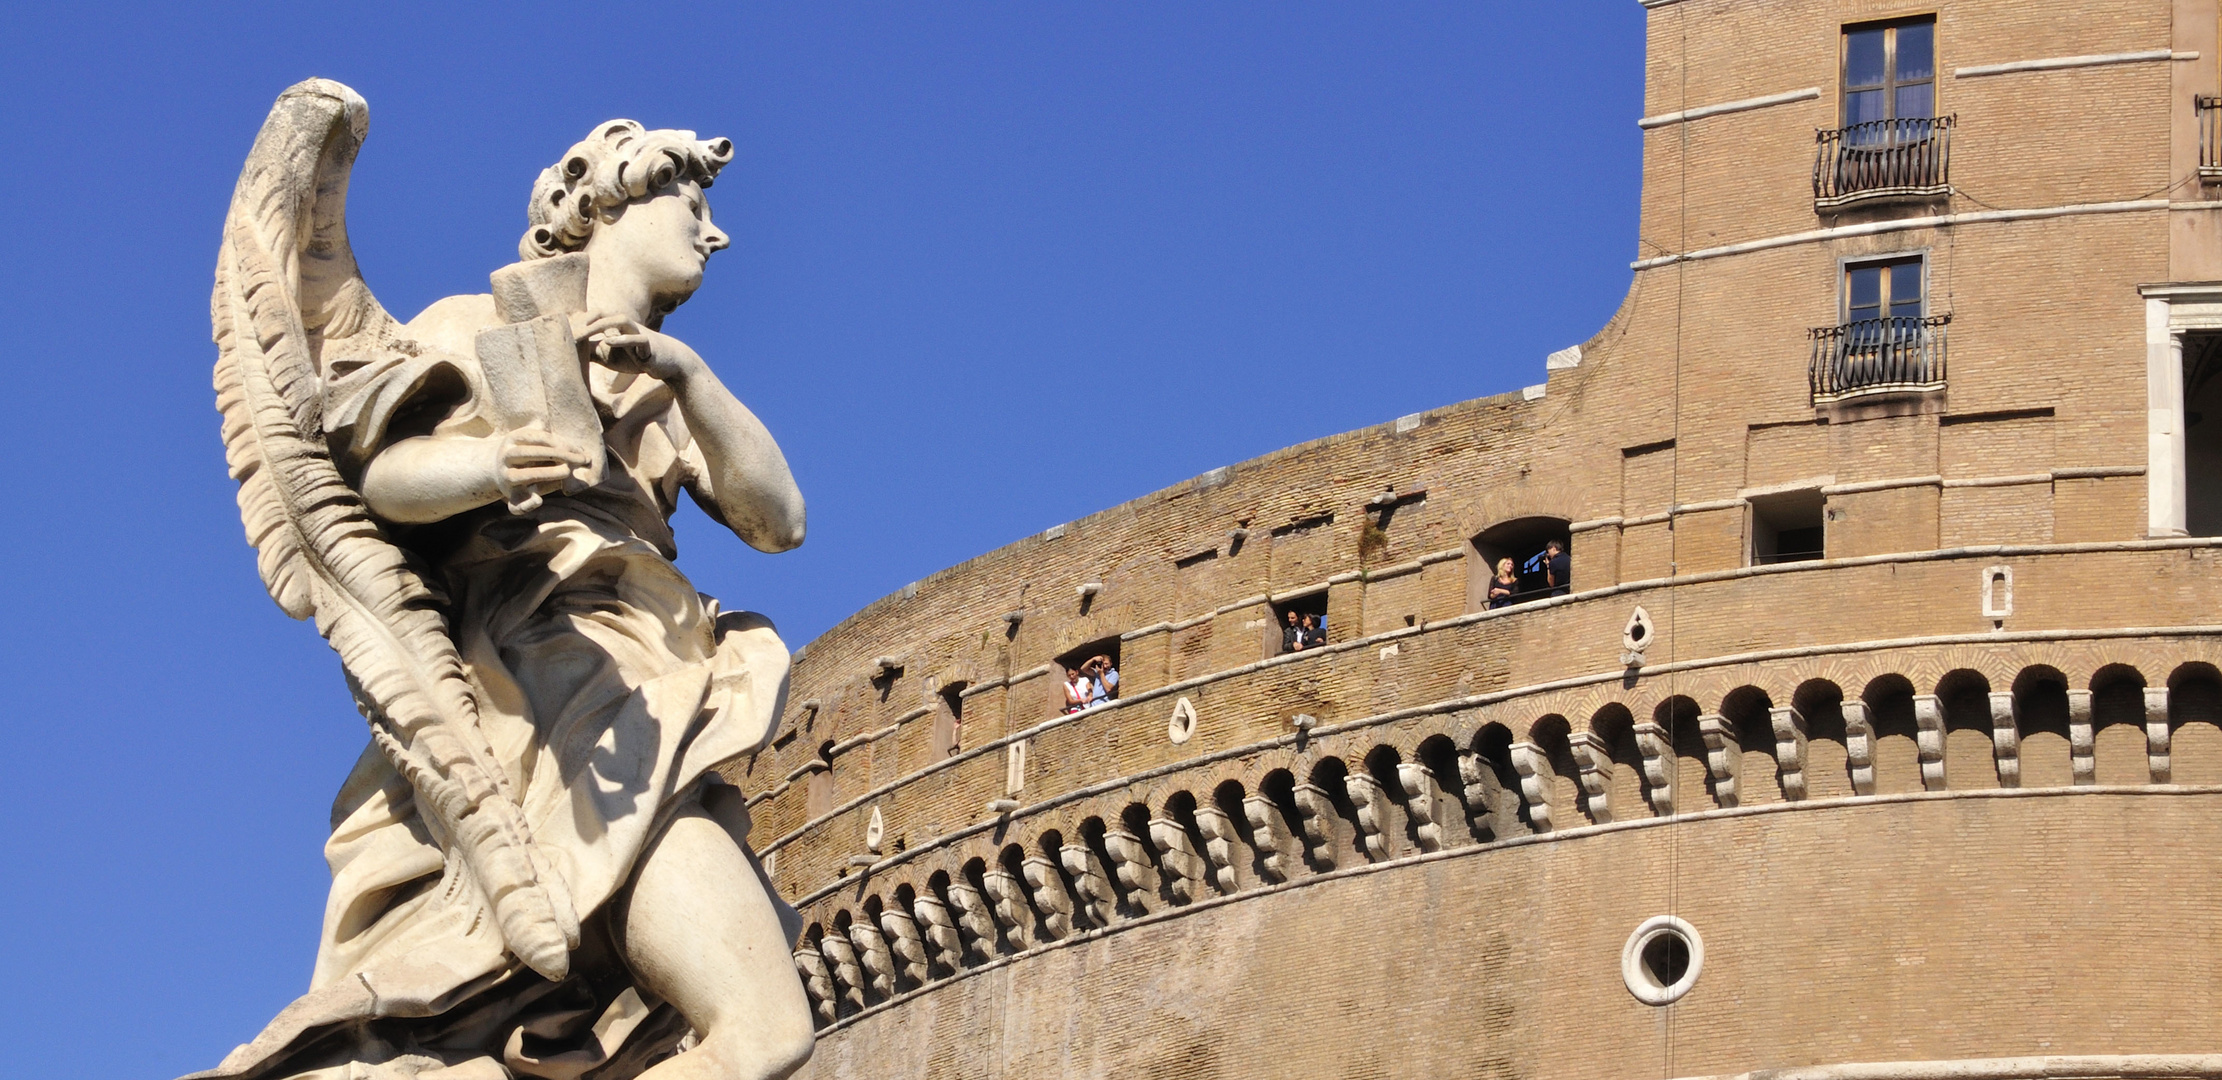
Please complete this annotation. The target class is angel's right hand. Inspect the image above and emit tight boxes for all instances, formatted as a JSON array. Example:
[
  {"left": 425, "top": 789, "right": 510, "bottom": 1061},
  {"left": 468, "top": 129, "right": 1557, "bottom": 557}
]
[{"left": 493, "top": 427, "right": 595, "bottom": 514}]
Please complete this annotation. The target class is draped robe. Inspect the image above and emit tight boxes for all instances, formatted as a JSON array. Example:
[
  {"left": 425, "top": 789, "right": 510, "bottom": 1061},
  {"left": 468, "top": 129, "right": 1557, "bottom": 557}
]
[{"left": 191, "top": 297, "right": 794, "bottom": 1080}]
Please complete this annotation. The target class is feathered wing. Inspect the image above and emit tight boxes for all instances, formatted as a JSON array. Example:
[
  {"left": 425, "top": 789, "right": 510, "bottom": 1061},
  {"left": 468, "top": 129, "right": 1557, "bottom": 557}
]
[{"left": 212, "top": 78, "right": 578, "bottom": 981}]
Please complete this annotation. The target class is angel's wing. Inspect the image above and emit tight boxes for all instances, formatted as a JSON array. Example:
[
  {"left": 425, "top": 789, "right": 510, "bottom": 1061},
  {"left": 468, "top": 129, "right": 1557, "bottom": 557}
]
[{"left": 212, "top": 78, "right": 578, "bottom": 980}]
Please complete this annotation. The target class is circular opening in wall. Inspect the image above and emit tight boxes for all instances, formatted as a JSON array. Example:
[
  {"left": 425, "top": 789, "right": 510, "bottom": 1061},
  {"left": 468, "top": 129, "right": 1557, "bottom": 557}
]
[{"left": 1621, "top": 915, "right": 1702, "bottom": 1005}]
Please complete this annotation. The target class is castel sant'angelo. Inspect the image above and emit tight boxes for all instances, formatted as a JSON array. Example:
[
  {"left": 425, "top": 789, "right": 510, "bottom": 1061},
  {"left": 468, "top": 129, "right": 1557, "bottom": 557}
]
[{"left": 746, "top": 3, "right": 2222, "bottom": 1077}]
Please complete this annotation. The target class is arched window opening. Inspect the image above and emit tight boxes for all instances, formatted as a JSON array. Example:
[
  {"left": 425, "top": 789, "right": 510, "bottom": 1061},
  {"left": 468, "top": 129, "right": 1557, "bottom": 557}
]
[{"left": 1469, "top": 516, "right": 1573, "bottom": 610}]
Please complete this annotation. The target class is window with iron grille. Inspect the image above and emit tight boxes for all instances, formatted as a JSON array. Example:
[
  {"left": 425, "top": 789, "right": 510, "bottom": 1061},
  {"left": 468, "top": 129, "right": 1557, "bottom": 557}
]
[
  {"left": 1816, "top": 18, "right": 1949, "bottom": 207},
  {"left": 1809, "top": 255, "right": 1947, "bottom": 403}
]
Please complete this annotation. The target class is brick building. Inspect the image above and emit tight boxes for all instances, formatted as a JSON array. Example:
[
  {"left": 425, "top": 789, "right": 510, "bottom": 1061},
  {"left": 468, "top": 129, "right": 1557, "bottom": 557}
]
[{"left": 736, "top": 3, "right": 2222, "bottom": 1077}]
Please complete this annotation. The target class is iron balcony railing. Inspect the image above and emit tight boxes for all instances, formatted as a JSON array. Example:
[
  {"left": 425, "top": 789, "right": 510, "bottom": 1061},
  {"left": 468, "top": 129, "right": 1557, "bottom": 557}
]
[
  {"left": 2200, "top": 95, "right": 2222, "bottom": 179},
  {"left": 1813, "top": 115, "right": 1954, "bottom": 207},
  {"left": 1808, "top": 314, "right": 1950, "bottom": 402}
]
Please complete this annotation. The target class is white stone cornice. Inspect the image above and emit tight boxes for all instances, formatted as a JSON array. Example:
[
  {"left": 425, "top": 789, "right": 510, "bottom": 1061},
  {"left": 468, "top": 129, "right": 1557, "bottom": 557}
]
[{"left": 1955, "top": 49, "right": 2197, "bottom": 78}]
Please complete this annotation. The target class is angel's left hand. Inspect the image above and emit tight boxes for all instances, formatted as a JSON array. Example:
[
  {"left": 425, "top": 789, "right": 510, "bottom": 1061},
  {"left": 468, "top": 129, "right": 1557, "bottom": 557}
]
[{"left": 575, "top": 312, "right": 704, "bottom": 384}]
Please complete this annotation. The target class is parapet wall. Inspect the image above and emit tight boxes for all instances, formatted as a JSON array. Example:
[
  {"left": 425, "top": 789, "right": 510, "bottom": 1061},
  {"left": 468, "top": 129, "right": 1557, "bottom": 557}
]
[{"left": 724, "top": 2, "right": 2222, "bottom": 1075}]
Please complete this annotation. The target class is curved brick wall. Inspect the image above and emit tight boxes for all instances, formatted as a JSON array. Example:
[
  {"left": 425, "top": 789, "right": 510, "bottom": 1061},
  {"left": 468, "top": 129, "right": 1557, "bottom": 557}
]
[{"left": 721, "top": 2, "right": 2222, "bottom": 1075}]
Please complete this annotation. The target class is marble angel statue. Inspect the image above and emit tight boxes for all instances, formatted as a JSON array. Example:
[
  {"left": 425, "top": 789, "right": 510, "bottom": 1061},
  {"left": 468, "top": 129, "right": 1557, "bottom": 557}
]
[{"left": 195, "top": 79, "right": 816, "bottom": 1080}]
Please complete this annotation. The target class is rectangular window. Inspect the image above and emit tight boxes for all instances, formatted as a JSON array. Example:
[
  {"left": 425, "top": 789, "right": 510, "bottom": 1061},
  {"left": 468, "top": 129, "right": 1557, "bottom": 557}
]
[
  {"left": 1843, "top": 17, "right": 1936, "bottom": 127},
  {"left": 1844, "top": 256, "right": 1924, "bottom": 323}
]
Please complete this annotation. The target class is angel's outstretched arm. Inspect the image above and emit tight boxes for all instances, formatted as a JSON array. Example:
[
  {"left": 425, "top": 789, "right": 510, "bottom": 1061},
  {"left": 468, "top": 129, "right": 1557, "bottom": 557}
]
[
  {"left": 672, "top": 358, "right": 806, "bottom": 552},
  {"left": 581, "top": 316, "right": 804, "bottom": 552}
]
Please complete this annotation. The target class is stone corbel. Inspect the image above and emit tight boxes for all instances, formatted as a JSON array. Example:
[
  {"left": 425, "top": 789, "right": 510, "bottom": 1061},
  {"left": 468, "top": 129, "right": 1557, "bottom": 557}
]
[
  {"left": 878, "top": 905, "right": 929, "bottom": 987},
  {"left": 1507, "top": 741, "right": 1557, "bottom": 832},
  {"left": 1291, "top": 783, "right": 1341, "bottom": 871},
  {"left": 1396, "top": 761, "right": 1445, "bottom": 852},
  {"left": 910, "top": 890, "right": 963, "bottom": 974},
  {"left": 1058, "top": 841, "right": 1118, "bottom": 927},
  {"left": 1632, "top": 721, "right": 1676, "bottom": 817},
  {"left": 1241, "top": 793, "right": 1292, "bottom": 882},
  {"left": 1191, "top": 803, "right": 1244, "bottom": 893},
  {"left": 1342, "top": 772, "right": 1392, "bottom": 860},
  {"left": 1453, "top": 751, "right": 1507, "bottom": 842},
  {"left": 2146, "top": 687, "right": 2173, "bottom": 783},
  {"left": 944, "top": 878, "right": 999, "bottom": 959},
  {"left": 1147, "top": 816, "right": 1207, "bottom": 903},
  {"left": 2066, "top": 689, "right": 2096, "bottom": 785},
  {"left": 1989, "top": 692, "right": 2022, "bottom": 788},
  {"left": 794, "top": 942, "right": 837, "bottom": 1025},
  {"left": 1102, "top": 828, "right": 1162, "bottom": 910},
  {"left": 1841, "top": 700, "right": 1877, "bottom": 796},
  {"left": 818, "top": 931, "right": 867, "bottom": 1013},
  {"left": 1913, "top": 694, "right": 1947, "bottom": 791},
  {"left": 980, "top": 865, "right": 1037, "bottom": 947},
  {"left": 847, "top": 917, "right": 894, "bottom": 1000},
  {"left": 1770, "top": 705, "right": 1810, "bottom": 800},
  {"left": 1020, "top": 853, "right": 1076, "bottom": 939},
  {"left": 1696, "top": 714, "right": 1741, "bottom": 808},
  {"left": 1566, "top": 731, "right": 1615, "bottom": 824}
]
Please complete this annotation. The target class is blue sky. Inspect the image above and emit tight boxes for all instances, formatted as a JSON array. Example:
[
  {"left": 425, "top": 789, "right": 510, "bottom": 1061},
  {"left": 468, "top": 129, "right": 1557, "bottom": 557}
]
[{"left": 0, "top": 3, "right": 1642, "bottom": 1075}]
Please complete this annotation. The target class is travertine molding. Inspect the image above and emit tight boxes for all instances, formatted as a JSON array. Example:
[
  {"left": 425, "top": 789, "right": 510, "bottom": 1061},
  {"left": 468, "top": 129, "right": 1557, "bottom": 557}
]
[
  {"left": 801, "top": 780, "right": 2222, "bottom": 1033},
  {"left": 1990, "top": 692, "right": 2022, "bottom": 788},
  {"left": 1633, "top": 721, "right": 1677, "bottom": 816},
  {"left": 1698, "top": 714, "right": 1741, "bottom": 808},
  {"left": 1620, "top": 915, "right": 1704, "bottom": 1005},
  {"left": 765, "top": 612, "right": 2222, "bottom": 855},
  {"left": 1568, "top": 731, "right": 1617, "bottom": 824},
  {"left": 1638, "top": 87, "right": 1821, "bottom": 130},
  {"left": 1842, "top": 701, "right": 1878, "bottom": 797},
  {"left": 1670, "top": 1056, "right": 2222, "bottom": 1080},
  {"left": 1632, "top": 200, "right": 2222, "bottom": 271},
  {"left": 1914, "top": 695, "right": 1948, "bottom": 791},
  {"left": 1954, "top": 50, "right": 2199, "bottom": 78},
  {"left": 2068, "top": 689, "right": 2096, "bottom": 785},
  {"left": 1770, "top": 705, "right": 1810, "bottom": 800}
]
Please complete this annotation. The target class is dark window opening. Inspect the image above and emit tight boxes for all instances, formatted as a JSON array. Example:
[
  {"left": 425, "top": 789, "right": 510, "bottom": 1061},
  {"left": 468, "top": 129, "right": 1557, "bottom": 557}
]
[
  {"left": 1055, "top": 638, "right": 1121, "bottom": 714},
  {"left": 1750, "top": 490, "right": 1825, "bottom": 565},
  {"left": 1640, "top": 931, "right": 1692, "bottom": 987},
  {"left": 1270, "top": 590, "right": 1329, "bottom": 656},
  {"left": 933, "top": 681, "right": 966, "bottom": 758},
  {"left": 2186, "top": 332, "right": 2222, "bottom": 536},
  {"left": 1470, "top": 517, "right": 1572, "bottom": 610}
]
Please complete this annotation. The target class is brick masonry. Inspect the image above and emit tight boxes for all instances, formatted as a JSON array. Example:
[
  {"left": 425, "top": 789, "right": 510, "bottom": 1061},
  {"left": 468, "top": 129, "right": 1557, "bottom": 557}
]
[{"left": 725, "top": 3, "right": 2222, "bottom": 1076}]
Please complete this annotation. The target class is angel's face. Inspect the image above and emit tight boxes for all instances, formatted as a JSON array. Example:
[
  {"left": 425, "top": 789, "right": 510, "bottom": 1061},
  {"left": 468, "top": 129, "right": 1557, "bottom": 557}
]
[{"left": 585, "top": 180, "right": 729, "bottom": 325}]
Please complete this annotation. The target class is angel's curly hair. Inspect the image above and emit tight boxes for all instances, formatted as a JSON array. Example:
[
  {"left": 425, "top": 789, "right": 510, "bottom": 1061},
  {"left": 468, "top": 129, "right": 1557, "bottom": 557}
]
[{"left": 519, "top": 120, "right": 734, "bottom": 260}]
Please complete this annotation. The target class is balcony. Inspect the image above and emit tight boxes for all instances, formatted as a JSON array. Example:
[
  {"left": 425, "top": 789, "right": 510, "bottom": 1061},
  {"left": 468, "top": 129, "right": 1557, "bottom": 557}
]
[
  {"left": 1808, "top": 314, "right": 1950, "bottom": 404},
  {"left": 1813, "top": 116, "right": 1953, "bottom": 209},
  {"left": 2200, "top": 96, "right": 2222, "bottom": 182}
]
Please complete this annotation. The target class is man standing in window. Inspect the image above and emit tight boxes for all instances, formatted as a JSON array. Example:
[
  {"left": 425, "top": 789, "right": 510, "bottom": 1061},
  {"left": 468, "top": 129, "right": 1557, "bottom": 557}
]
[{"left": 1545, "top": 540, "right": 1571, "bottom": 598}]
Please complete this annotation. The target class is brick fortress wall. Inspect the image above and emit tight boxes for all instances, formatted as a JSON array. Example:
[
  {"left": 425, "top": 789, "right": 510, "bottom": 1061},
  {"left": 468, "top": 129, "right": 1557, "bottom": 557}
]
[{"left": 719, "top": 2, "right": 2222, "bottom": 1077}]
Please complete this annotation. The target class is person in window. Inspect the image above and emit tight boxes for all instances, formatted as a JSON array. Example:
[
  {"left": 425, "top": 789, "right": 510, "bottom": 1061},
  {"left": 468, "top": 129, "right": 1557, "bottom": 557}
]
[
  {"left": 1084, "top": 655, "right": 1120, "bottom": 705},
  {"left": 1487, "top": 557, "right": 1519, "bottom": 608},
  {"left": 1281, "top": 609, "right": 1305, "bottom": 653},
  {"left": 1299, "top": 612, "right": 1325, "bottom": 649},
  {"left": 1545, "top": 540, "right": 1571, "bottom": 597},
  {"left": 1063, "top": 667, "right": 1092, "bottom": 713}
]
